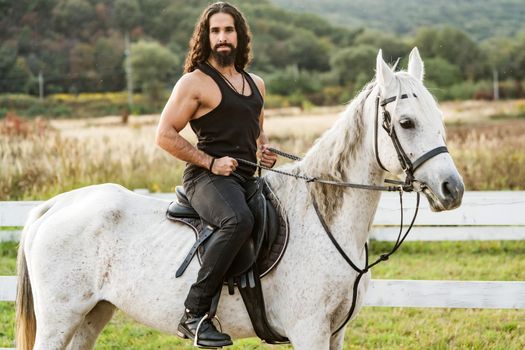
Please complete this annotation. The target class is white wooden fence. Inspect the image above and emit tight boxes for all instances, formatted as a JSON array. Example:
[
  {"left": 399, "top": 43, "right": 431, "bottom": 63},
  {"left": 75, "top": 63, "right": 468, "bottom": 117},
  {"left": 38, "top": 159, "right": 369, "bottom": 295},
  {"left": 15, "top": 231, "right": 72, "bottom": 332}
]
[{"left": 1, "top": 191, "right": 525, "bottom": 305}]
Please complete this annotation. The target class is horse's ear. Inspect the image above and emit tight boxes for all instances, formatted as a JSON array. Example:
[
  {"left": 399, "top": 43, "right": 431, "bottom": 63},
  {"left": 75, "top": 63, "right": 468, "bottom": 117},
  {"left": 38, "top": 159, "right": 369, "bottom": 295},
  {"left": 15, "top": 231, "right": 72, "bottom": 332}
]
[
  {"left": 408, "top": 47, "right": 425, "bottom": 82},
  {"left": 376, "top": 49, "right": 394, "bottom": 89}
]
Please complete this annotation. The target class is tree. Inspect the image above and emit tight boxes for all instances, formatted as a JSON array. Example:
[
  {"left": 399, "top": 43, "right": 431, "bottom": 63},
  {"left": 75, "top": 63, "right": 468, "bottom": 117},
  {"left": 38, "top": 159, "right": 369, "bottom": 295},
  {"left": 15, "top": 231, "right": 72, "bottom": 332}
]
[
  {"left": 330, "top": 45, "right": 377, "bottom": 85},
  {"left": 53, "top": 0, "right": 96, "bottom": 40},
  {"left": 413, "top": 26, "right": 486, "bottom": 80},
  {"left": 286, "top": 29, "right": 331, "bottom": 71},
  {"left": 69, "top": 43, "right": 98, "bottom": 91},
  {"left": 353, "top": 30, "right": 410, "bottom": 63},
  {"left": 509, "top": 31, "right": 525, "bottom": 81},
  {"left": 0, "top": 42, "right": 19, "bottom": 93},
  {"left": 424, "top": 57, "right": 462, "bottom": 87},
  {"left": 94, "top": 35, "right": 126, "bottom": 91},
  {"left": 4, "top": 58, "right": 33, "bottom": 93},
  {"left": 128, "top": 40, "right": 179, "bottom": 105},
  {"left": 115, "top": 0, "right": 141, "bottom": 33},
  {"left": 482, "top": 38, "right": 516, "bottom": 79}
]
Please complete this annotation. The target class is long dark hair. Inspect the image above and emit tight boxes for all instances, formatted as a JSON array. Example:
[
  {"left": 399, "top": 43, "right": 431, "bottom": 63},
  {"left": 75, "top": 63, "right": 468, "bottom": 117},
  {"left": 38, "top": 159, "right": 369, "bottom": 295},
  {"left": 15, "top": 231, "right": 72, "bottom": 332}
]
[{"left": 183, "top": 2, "right": 252, "bottom": 73}]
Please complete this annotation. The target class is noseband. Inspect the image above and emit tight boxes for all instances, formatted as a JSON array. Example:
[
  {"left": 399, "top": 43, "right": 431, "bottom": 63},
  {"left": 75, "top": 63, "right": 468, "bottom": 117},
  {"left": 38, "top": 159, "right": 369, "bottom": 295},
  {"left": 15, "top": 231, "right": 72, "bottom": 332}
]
[{"left": 374, "top": 93, "right": 449, "bottom": 187}]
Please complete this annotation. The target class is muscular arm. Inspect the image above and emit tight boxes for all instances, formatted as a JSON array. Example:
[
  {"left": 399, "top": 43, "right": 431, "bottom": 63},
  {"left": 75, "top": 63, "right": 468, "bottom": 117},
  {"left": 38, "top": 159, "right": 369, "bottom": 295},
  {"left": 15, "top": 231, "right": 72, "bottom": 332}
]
[{"left": 155, "top": 74, "right": 213, "bottom": 170}]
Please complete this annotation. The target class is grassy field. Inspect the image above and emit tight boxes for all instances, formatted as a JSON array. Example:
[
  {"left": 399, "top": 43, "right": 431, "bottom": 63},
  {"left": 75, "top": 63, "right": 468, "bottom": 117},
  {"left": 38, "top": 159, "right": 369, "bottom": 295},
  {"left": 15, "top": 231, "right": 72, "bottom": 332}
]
[{"left": 1, "top": 241, "right": 524, "bottom": 349}]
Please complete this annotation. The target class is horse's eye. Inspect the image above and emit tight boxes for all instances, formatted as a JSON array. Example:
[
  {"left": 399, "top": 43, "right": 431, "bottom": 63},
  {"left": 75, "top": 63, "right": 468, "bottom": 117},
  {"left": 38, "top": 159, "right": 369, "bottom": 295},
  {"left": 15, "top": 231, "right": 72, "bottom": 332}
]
[{"left": 400, "top": 119, "right": 415, "bottom": 129}]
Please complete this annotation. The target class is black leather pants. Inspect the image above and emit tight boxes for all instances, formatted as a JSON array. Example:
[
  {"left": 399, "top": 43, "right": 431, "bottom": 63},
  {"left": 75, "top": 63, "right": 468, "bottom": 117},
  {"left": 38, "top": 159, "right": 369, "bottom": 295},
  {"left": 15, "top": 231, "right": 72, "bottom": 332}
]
[{"left": 182, "top": 166, "right": 254, "bottom": 315}]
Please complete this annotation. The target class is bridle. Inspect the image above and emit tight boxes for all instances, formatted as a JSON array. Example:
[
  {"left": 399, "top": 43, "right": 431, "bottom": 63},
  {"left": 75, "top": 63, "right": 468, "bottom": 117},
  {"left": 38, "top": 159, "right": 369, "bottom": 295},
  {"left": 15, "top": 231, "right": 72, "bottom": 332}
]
[
  {"left": 374, "top": 92, "right": 449, "bottom": 189},
  {"left": 235, "top": 88, "right": 451, "bottom": 338}
]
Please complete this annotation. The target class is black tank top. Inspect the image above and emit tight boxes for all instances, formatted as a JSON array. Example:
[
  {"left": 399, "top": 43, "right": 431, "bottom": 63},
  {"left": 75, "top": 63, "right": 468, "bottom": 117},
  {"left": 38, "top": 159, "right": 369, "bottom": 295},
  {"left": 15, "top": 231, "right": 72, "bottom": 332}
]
[{"left": 189, "top": 62, "right": 263, "bottom": 177}]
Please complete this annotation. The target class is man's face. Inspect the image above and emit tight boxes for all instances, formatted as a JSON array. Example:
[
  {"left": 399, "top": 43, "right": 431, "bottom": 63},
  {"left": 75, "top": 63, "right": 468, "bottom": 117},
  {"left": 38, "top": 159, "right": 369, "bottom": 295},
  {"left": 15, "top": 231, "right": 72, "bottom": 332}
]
[{"left": 209, "top": 12, "right": 237, "bottom": 67}]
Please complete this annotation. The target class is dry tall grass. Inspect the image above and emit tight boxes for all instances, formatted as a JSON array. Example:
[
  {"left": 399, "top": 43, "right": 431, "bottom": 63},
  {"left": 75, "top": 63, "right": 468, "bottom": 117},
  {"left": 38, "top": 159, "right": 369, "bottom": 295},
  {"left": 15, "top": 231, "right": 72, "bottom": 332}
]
[
  {"left": 448, "top": 120, "right": 525, "bottom": 190},
  {"left": 1, "top": 105, "right": 524, "bottom": 200},
  {"left": 1, "top": 114, "right": 182, "bottom": 200}
]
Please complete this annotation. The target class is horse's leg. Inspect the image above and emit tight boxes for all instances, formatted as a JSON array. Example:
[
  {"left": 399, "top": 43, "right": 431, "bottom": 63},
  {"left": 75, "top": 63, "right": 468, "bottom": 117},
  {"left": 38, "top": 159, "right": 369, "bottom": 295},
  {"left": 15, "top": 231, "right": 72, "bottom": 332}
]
[
  {"left": 30, "top": 270, "right": 100, "bottom": 349},
  {"left": 329, "top": 329, "right": 346, "bottom": 350},
  {"left": 286, "top": 316, "right": 331, "bottom": 350},
  {"left": 32, "top": 305, "right": 85, "bottom": 350},
  {"left": 67, "top": 301, "right": 116, "bottom": 350}
]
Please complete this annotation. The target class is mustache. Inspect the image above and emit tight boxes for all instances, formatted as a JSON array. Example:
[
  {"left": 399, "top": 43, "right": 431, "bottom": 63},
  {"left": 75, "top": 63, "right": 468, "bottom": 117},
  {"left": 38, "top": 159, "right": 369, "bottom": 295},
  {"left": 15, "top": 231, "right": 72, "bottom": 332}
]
[{"left": 213, "top": 43, "right": 235, "bottom": 51}]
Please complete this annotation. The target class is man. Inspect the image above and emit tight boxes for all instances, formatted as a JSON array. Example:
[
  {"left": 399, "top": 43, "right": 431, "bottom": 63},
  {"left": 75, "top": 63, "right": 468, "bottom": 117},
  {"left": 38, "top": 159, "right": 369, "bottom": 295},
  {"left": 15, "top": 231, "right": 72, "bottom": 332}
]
[{"left": 155, "top": 2, "right": 277, "bottom": 348}]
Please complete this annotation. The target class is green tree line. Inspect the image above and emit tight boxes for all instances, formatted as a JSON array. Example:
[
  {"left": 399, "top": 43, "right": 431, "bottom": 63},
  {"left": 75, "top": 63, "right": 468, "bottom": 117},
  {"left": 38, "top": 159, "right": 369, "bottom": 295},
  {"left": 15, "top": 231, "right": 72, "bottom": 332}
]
[
  {"left": 272, "top": 0, "right": 525, "bottom": 42},
  {"left": 1, "top": 0, "right": 524, "bottom": 113}
]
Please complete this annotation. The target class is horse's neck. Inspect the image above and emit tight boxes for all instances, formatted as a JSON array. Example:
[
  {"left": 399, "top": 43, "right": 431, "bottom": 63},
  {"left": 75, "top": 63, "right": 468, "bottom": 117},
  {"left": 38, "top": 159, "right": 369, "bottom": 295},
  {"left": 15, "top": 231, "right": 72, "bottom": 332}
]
[
  {"left": 305, "top": 149, "right": 383, "bottom": 250},
  {"left": 271, "top": 93, "right": 385, "bottom": 255}
]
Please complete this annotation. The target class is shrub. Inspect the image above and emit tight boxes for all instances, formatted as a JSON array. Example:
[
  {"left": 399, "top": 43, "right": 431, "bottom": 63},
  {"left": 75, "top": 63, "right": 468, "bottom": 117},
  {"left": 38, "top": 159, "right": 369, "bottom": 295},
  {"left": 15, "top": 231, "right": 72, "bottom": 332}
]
[{"left": 433, "top": 80, "right": 492, "bottom": 101}]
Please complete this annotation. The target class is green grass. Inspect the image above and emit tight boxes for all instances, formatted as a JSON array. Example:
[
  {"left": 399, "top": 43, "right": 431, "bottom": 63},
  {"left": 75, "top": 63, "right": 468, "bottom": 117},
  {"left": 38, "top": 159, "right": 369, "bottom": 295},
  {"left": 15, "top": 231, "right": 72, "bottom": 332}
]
[
  {"left": 0, "top": 241, "right": 17, "bottom": 275},
  {"left": 1, "top": 241, "right": 524, "bottom": 349},
  {"left": 369, "top": 240, "right": 525, "bottom": 280}
]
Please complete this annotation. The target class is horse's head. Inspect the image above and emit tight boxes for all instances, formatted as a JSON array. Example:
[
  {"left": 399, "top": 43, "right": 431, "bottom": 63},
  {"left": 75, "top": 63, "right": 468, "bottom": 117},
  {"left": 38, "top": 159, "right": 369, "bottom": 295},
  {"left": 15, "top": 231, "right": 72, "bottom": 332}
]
[{"left": 374, "top": 47, "right": 464, "bottom": 211}]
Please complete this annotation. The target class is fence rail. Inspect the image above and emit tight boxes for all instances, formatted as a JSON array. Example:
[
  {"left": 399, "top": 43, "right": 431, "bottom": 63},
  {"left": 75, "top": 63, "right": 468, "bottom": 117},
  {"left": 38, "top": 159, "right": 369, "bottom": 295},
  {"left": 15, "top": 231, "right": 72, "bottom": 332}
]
[
  {"left": 2, "top": 191, "right": 525, "bottom": 242},
  {"left": 1, "top": 276, "right": 524, "bottom": 309}
]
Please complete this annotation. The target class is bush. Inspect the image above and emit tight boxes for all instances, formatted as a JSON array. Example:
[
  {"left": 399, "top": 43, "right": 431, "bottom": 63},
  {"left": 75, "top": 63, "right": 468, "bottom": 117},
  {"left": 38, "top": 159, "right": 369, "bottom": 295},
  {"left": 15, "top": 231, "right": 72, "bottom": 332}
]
[
  {"left": 0, "top": 92, "right": 163, "bottom": 118},
  {"left": 424, "top": 57, "right": 462, "bottom": 87},
  {"left": 432, "top": 80, "right": 492, "bottom": 101},
  {"left": 267, "top": 66, "right": 323, "bottom": 96},
  {"left": 264, "top": 94, "right": 290, "bottom": 109},
  {"left": 498, "top": 80, "right": 525, "bottom": 99},
  {"left": 0, "top": 94, "right": 40, "bottom": 110}
]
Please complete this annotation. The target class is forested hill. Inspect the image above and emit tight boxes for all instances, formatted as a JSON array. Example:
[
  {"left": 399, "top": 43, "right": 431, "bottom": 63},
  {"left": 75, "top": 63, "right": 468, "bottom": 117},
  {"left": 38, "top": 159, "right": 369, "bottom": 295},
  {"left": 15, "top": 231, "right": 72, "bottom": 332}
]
[
  {"left": 2, "top": 0, "right": 525, "bottom": 104},
  {"left": 0, "top": 0, "right": 356, "bottom": 93},
  {"left": 271, "top": 0, "right": 525, "bottom": 41}
]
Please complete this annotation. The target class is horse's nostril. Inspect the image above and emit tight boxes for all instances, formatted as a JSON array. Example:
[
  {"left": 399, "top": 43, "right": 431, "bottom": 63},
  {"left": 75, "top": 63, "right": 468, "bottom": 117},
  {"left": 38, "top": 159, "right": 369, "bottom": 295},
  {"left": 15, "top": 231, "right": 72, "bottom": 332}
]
[
  {"left": 442, "top": 181, "right": 452, "bottom": 198},
  {"left": 440, "top": 176, "right": 465, "bottom": 207}
]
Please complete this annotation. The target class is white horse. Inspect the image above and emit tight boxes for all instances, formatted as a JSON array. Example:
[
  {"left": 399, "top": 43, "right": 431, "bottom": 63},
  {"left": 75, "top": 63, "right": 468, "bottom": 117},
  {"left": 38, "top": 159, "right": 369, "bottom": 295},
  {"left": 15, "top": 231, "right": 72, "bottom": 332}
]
[{"left": 16, "top": 48, "right": 463, "bottom": 350}]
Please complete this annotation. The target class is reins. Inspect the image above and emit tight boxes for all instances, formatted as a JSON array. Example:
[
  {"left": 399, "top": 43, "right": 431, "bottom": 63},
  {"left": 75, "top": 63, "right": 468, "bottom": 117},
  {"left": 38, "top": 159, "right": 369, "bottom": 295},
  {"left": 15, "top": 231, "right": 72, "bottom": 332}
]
[
  {"left": 233, "top": 91, "right": 447, "bottom": 336},
  {"left": 237, "top": 155, "right": 410, "bottom": 193}
]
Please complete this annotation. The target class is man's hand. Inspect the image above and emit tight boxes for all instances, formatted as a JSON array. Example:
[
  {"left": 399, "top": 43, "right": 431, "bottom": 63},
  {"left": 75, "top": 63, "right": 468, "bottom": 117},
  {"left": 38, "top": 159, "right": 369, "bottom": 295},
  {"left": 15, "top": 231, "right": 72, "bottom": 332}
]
[
  {"left": 259, "top": 144, "right": 278, "bottom": 168},
  {"left": 211, "top": 156, "right": 238, "bottom": 176}
]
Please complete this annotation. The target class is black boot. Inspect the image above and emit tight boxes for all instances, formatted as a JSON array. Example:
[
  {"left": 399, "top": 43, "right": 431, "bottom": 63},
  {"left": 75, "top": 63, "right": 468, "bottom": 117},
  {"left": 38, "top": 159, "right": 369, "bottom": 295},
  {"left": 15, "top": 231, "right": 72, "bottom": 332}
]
[{"left": 177, "top": 310, "right": 233, "bottom": 348}]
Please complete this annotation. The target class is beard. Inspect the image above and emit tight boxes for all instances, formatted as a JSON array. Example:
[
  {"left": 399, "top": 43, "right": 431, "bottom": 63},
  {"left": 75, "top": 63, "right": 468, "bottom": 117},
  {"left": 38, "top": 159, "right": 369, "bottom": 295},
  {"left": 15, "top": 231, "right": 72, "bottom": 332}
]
[{"left": 211, "top": 43, "right": 237, "bottom": 67}]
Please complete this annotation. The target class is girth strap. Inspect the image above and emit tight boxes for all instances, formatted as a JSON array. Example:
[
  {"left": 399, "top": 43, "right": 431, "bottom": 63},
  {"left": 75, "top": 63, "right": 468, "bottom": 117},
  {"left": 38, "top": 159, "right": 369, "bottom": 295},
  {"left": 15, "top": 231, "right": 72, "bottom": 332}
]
[{"left": 176, "top": 225, "right": 215, "bottom": 278}]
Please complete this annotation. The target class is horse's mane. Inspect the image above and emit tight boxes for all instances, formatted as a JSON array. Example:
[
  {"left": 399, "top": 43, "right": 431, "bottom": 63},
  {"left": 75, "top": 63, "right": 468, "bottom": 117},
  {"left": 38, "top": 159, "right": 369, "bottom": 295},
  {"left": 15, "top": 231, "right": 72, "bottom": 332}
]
[
  {"left": 300, "top": 82, "right": 375, "bottom": 225},
  {"left": 299, "top": 72, "right": 440, "bottom": 224}
]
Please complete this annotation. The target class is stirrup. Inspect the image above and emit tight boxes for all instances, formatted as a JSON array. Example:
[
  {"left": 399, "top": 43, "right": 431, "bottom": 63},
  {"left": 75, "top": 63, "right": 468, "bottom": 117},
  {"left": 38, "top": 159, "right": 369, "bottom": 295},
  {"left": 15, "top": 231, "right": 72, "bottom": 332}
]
[{"left": 193, "top": 313, "right": 224, "bottom": 348}]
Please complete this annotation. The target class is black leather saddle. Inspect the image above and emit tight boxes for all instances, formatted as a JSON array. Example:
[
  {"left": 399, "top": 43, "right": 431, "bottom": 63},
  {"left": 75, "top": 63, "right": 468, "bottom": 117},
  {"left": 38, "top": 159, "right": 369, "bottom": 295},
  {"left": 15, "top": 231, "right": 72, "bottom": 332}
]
[
  {"left": 167, "top": 178, "right": 288, "bottom": 283},
  {"left": 166, "top": 177, "right": 290, "bottom": 344}
]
